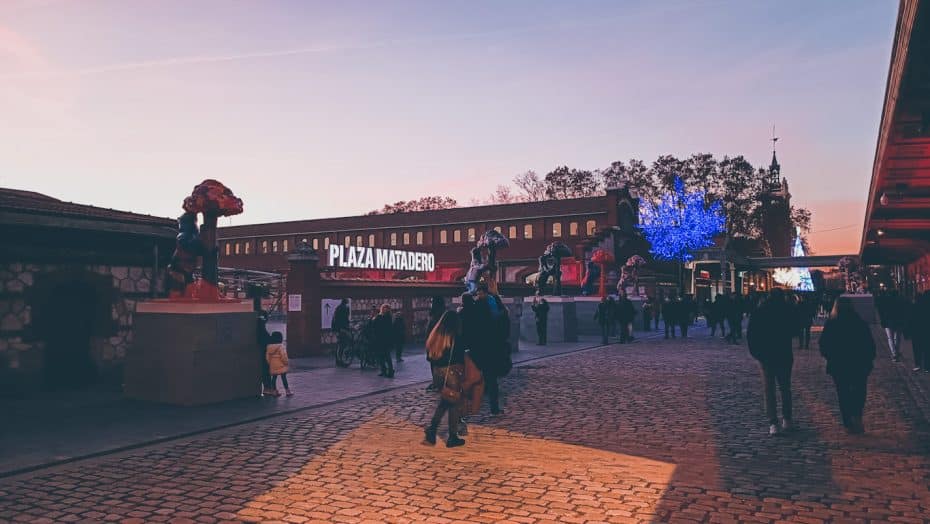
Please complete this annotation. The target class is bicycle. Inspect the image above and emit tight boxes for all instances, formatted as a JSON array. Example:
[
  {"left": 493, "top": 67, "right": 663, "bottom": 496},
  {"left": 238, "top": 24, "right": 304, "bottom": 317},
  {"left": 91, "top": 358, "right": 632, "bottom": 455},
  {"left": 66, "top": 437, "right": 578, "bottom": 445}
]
[{"left": 335, "top": 321, "right": 380, "bottom": 369}]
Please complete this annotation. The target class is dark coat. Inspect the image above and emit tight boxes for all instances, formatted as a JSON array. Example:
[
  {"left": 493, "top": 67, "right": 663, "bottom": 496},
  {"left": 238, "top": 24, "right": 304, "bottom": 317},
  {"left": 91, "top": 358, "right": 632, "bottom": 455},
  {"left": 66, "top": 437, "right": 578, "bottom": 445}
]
[
  {"left": 616, "top": 297, "right": 636, "bottom": 323},
  {"left": 464, "top": 295, "right": 511, "bottom": 376},
  {"left": 747, "top": 299, "right": 796, "bottom": 367},
  {"left": 819, "top": 314, "right": 875, "bottom": 378},
  {"left": 876, "top": 295, "right": 906, "bottom": 330},
  {"left": 532, "top": 301, "right": 550, "bottom": 323},
  {"left": 907, "top": 294, "right": 930, "bottom": 344},
  {"left": 332, "top": 303, "right": 350, "bottom": 331},
  {"left": 371, "top": 313, "right": 394, "bottom": 352},
  {"left": 595, "top": 302, "right": 611, "bottom": 326}
]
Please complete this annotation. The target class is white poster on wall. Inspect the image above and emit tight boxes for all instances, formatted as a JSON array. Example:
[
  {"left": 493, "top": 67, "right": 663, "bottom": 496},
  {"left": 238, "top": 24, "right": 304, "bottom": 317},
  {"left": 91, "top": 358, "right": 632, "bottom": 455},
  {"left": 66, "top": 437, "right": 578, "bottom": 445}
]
[
  {"left": 288, "top": 294, "right": 302, "bottom": 312},
  {"left": 321, "top": 298, "right": 350, "bottom": 329}
]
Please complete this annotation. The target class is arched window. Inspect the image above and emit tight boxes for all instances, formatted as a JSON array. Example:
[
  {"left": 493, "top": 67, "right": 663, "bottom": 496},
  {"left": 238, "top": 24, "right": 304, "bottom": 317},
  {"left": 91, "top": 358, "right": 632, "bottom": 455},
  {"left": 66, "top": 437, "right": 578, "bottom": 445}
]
[
  {"left": 586, "top": 220, "right": 597, "bottom": 236},
  {"left": 369, "top": 234, "right": 375, "bottom": 247},
  {"left": 272, "top": 240, "right": 279, "bottom": 253},
  {"left": 391, "top": 233, "right": 398, "bottom": 246},
  {"left": 524, "top": 224, "right": 533, "bottom": 239},
  {"left": 283, "top": 239, "right": 289, "bottom": 252},
  {"left": 344, "top": 235, "right": 351, "bottom": 247},
  {"left": 453, "top": 230, "right": 461, "bottom": 243},
  {"left": 235, "top": 243, "right": 241, "bottom": 255},
  {"left": 416, "top": 231, "right": 424, "bottom": 245},
  {"left": 356, "top": 235, "right": 363, "bottom": 247},
  {"left": 324, "top": 237, "right": 330, "bottom": 249},
  {"left": 552, "top": 222, "right": 562, "bottom": 237},
  {"left": 467, "top": 228, "right": 476, "bottom": 242},
  {"left": 262, "top": 240, "right": 269, "bottom": 254},
  {"left": 403, "top": 232, "right": 411, "bottom": 245},
  {"left": 244, "top": 242, "right": 250, "bottom": 254},
  {"left": 570, "top": 222, "right": 579, "bottom": 236},
  {"left": 312, "top": 238, "right": 319, "bottom": 250},
  {"left": 225, "top": 243, "right": 231, "bottom": 256},
  {"left": 508, "top": 226, "right": 517, "bottom": 239},
  {"left": 440, "top": 230, "right": 448, "bottom": 244}
]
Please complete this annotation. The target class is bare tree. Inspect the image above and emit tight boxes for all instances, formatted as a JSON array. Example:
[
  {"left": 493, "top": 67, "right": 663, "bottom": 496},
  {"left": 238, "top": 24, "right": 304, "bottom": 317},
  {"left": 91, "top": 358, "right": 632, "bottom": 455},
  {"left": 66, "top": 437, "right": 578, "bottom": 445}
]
[{"left": 512, "top": 170, "right": 546, "bottom": 202}]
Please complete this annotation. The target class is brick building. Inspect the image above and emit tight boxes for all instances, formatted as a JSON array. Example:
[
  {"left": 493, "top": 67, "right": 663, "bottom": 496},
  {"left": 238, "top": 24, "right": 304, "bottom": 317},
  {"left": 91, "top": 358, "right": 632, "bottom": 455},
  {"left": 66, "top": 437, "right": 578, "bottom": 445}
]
[{"left": 217, "top": 186, "right": 645, "bottom": 290}]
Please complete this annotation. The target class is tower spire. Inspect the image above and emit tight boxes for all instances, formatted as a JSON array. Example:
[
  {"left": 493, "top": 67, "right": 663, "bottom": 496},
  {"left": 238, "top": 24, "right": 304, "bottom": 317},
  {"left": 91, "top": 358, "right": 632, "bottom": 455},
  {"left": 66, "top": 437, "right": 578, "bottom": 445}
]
[{"left": 768, "top": 124, "right": 781, "bottom": 188}]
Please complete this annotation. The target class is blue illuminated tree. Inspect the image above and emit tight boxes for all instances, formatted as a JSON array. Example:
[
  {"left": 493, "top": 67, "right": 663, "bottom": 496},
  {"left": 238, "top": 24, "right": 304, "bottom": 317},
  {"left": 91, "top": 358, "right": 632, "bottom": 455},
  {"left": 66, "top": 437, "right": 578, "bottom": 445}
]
[{"left": 639, "top": 178, "right": 725, "bottom": 262}]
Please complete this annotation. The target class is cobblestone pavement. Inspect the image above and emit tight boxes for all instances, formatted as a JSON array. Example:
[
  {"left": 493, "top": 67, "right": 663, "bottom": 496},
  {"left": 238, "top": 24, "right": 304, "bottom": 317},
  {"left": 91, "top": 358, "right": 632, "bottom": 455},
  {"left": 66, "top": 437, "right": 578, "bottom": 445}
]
[{"left": 2, "top": 326, "right": 929, "bottom": 523}]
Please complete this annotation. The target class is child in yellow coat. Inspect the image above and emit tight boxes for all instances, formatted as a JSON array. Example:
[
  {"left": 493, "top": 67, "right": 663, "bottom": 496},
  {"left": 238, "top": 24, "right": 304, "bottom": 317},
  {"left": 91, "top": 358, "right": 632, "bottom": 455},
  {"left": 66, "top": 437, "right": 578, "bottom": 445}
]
[{"left": 265, "top": 332, "right": 292, "bottom": 397}]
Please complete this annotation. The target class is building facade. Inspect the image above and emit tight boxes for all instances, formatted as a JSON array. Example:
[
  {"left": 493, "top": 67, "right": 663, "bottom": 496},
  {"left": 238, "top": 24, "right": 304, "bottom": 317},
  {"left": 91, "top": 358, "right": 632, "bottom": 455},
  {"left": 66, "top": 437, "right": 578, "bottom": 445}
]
[{"left": 218, "top": 187, "right": 644, "bottom": 290}]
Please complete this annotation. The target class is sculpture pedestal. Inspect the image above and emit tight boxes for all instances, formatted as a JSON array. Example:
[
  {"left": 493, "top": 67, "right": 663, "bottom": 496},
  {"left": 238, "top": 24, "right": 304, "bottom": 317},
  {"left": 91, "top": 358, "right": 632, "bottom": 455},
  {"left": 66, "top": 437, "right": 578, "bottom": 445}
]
[
  {"left": 125, "top": 301, "right": 259, "bottom": 406},
  {"left": 574, "top": 296, "right": 603, "bottom": 337},
  {"left": 521, "top": 296, "right": 577, "bottom": 344},
  {"left": 629, "top": 296, "right": 646, "bottom": 332}
]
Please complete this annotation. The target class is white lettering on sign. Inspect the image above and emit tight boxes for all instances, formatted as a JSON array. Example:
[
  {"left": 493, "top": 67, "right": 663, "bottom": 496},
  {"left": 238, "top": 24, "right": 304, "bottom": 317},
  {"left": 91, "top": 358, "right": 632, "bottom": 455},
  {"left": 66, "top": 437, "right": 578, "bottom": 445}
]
[{"left": 328, "top": 245, "right": 435, "bottom": 272}]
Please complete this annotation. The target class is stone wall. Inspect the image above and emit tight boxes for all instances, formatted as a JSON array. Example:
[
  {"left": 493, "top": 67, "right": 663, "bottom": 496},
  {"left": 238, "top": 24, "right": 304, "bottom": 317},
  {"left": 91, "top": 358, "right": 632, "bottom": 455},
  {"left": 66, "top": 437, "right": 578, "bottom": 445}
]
[{"left": 0, "top": 262, "right": 160, "bottom": 390}]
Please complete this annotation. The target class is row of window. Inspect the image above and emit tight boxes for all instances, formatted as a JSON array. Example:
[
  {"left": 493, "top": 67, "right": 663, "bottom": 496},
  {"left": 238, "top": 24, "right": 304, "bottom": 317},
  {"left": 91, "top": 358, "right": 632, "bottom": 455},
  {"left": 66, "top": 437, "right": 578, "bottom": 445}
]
[{"left": 223, "top": 220, "right": 598, "bottom": 256}]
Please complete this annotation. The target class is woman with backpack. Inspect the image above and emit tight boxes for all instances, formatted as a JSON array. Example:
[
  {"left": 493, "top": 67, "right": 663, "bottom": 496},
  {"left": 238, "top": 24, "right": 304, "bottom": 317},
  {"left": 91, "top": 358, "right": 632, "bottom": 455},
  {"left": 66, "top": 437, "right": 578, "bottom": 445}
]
[{"left": 423, "top": 311, "right": 467, "bottom": 448}]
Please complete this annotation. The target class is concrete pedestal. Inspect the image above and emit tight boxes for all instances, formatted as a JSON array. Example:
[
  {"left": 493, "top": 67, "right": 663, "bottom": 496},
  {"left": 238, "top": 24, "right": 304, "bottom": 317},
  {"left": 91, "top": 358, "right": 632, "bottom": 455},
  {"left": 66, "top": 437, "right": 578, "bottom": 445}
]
[
  {"left": 521, "top": 296, "right": 577, "bottom": 344},
  {"left": 574, "top": 296, "right": 603, "bottom": 337},
  {"left": 629, "top": 296, "right": 646, "bottom": 332},
  {"left": 125, "top": 301, "right": 259, "bottom": 406}
]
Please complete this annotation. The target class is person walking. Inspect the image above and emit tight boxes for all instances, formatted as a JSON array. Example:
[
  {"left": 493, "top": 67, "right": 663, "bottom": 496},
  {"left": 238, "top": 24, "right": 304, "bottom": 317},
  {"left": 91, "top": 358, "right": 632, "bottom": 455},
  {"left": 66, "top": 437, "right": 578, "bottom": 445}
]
[
  {"left": 617, "top": 291, "right": 637, "bottom": 343},
  {"left": 642, "top": 296, "right": 654, "bottom": 333},
  {"left": 425, "top": 296, "right": 446, "bottom": 391},
  {"left": 256, "top": 310, "right": 274, "bottom": 396},
  {"left": 265, "top": 331, "right": 292, "bottom": 397},
  {"left": 725, "top": 293, "right": 744, "bottom": 343},
  {"left": 595, "top": 297, "right": 611, "bottom": 345},
  {"left": 663, "top": 294, "right": 679, "bottom": 339},
  {"left": 747, "top": 288, "right": 797, "bottom": 435},
  {"left": 532, "top": 297, "right": 550, "bottom": 345},
  {"left": 463, "top": 286, "right": 511, "bottom": 415},
  {"left": 819, "top": 297, "right": 876, "bottom": 434},
  {"left": 710, "top": 295, "right": 728, "bottom": 338},
  {"left": 392, "top": 312, "right": 406, "bottom": 363},
  {"left": 876, "top": 291, "right": 905, "bottom": 361},
  {"left": 907, "top": 291, "right": 930, "bottom": 373},
  {"left": 332, "top": 298, "right": 351, "bottom": 358},
  {"left": 423, "top": 311, "right": 467, "bottom": 448},
  {"left": 797, "top": 294, "right": 816, "bottom": 350},
  {"left": 607, "top": 296, "right": 619, "bottom": 337},
  {"left": 372, "top": 304, "right": 395, "bottom": 378},
  {"left": 678, "top": 294, "right": 695, "bottom": 339}
]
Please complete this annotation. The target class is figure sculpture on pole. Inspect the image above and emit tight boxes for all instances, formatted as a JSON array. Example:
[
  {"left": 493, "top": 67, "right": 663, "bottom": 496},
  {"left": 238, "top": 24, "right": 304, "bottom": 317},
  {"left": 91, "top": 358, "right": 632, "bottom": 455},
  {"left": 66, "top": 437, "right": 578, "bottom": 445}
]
[
  {"left": 580, "top": 259, "right": 600, "bottom": 296},
  {"left": 536, "top": 241, "right": 571, "bottom": 296},
  {"left": 591, "top": 249, "right": 615, "bottom": 298},
  {"left": 464, "top": 230, "right": 509, "bottom": 294},
  {"left": 166, "top": 179, "right": 243, "bottom": 301},
  {"left": 618, "top": 255, "right": 647, "bottom": 297}
]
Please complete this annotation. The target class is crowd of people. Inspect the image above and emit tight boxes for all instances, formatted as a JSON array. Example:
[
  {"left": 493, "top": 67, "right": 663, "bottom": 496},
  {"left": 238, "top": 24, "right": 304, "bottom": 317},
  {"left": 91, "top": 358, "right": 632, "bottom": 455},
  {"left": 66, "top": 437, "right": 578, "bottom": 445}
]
[{"left": 261, "top": 281, "right": 930, "bottom": 441}]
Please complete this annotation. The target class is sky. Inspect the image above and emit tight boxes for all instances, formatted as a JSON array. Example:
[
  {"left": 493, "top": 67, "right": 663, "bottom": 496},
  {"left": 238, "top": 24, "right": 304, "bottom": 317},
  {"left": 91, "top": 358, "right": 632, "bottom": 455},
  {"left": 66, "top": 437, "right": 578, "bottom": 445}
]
[{"left": 0, "top": 0, "right": 899, "bottom": 254}]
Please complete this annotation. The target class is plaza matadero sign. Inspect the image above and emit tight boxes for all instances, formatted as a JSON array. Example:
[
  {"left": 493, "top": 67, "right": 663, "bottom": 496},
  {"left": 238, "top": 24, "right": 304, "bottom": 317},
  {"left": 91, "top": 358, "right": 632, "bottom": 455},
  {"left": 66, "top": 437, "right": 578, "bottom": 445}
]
[{"left": 328, "top": 244, "right": 436, "bottom": 272}]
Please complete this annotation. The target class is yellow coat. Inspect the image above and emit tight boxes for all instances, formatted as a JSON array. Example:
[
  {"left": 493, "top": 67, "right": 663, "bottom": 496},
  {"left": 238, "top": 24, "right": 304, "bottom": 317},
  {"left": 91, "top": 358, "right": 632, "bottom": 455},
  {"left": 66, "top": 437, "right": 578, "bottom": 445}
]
[{"left": 266, "top": 343, "right": 289, "bottom": 375}]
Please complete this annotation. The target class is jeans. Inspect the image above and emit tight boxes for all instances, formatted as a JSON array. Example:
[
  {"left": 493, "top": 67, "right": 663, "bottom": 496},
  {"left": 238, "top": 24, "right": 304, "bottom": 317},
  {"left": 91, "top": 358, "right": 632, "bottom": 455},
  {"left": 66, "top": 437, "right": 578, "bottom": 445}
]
[
  {"left": 536, "top": 322, "right": 547, "bottom": 345},
  {"left": 664, "top": 319, "right": 676, "bottom": 338},
  {"left": 678, "top": 322, "right": 689, "bottom": 338},
  {"left": 429, "top": 398, "right": 459, "bottom": 436},
  {"left": 761, "top": 363, "right": 793, "bottom": 425},
  {"left": 915, "top": 341, "right": 929, "bottom": 370},
  {"left": 833, "top": 373, "right": 868, "bottom": 426},
  {"left": 600, "top": 323, "right": 610, "bottom": 344},
  {"left": 270, "top": 373, "right": 289, "bottom": 389},
  {"left": 486, "top": 374, "right": 501, "bottom": 413},
  {"left": 260, "top": 353, "right": 272, "bottom": 389},
  {"left": 643, "top": 314, "right": 652, "bottom": 332},
  {"left": 884, "top": 328, "right": 901, "bottom": 357},
  {"left": 394, "top": 343, "right": 404, "bottom": 361}
]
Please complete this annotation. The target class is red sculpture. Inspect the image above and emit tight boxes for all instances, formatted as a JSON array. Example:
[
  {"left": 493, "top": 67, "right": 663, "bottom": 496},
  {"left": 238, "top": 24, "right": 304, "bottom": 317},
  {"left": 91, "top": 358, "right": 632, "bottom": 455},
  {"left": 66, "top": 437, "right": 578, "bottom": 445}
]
[
  {"left": 166, "top": 180, "right": 243, "bottom": 301},
  {"left": 590, "top": 249, "right": 615, "bottom": 298}
]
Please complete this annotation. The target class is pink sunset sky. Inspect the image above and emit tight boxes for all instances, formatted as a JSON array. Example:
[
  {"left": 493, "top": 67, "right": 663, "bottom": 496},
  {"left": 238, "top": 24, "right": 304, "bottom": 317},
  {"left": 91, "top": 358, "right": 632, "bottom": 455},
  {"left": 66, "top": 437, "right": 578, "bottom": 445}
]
[{"left": 0, "top": 1, "right": 899, "bottom": 255}]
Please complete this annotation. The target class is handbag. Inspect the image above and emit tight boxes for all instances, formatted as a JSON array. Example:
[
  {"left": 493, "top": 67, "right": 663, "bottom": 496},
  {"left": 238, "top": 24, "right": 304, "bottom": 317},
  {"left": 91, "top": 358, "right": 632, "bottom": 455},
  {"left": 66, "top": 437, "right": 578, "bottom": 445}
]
[{"left": 440, "top": 344, "right": 462, "bottom": 403}]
